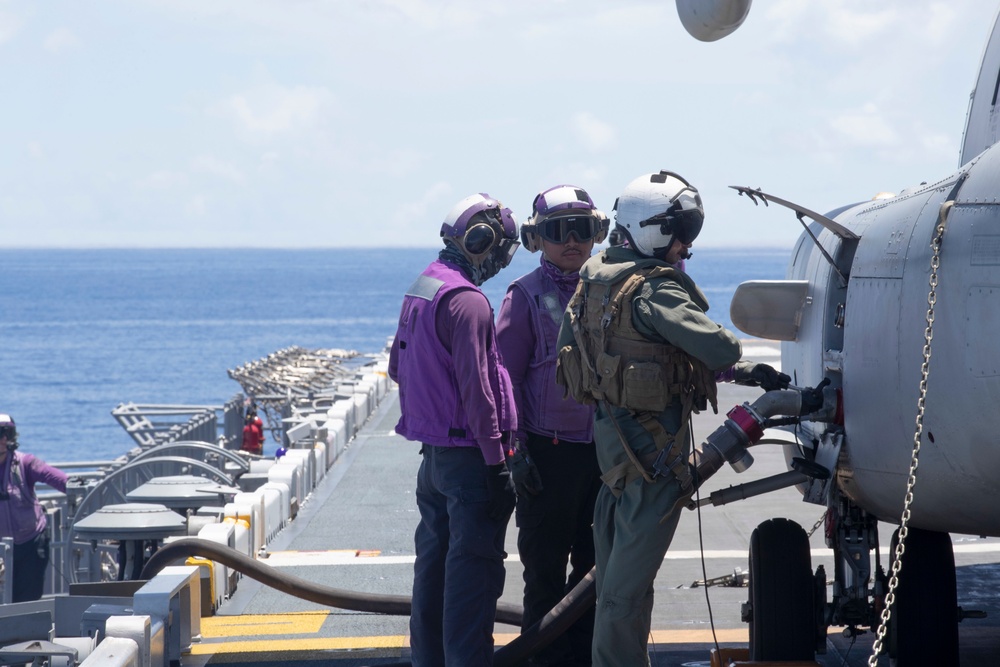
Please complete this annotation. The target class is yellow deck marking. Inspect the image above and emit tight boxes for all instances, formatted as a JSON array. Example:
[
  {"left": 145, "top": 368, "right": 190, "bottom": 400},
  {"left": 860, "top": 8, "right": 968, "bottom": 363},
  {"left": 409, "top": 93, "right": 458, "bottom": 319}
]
[
  {"left": 201, "top": 612, "right": 328, "bottom": 637},
  {"left": 190, "top": 626, "right": 751, "bottom": 656},
  {"left": 190, "top": 635, "right": 408, "bottom": 655}
]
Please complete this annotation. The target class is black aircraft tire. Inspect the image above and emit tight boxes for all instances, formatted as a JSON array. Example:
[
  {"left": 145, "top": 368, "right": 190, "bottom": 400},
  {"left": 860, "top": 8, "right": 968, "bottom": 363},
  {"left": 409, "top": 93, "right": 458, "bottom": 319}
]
[
  {"left": 748, "top": 517, "right": 816, "bottom": 661},
  {"left": 888, "top": 527, "right": 959, "bottom": 665}
]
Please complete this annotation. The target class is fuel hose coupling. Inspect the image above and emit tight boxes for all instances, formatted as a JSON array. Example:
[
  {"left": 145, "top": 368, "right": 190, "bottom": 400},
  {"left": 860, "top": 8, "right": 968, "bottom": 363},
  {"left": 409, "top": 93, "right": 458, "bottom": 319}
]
[{"left": 690, "top": 402, "right": 766, "bottom": 482}]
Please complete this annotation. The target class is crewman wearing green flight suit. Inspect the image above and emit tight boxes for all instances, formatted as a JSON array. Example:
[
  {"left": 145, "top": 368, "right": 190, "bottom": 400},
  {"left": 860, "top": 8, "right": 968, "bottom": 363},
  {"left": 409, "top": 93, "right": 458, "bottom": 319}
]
[{"left": 555, "top": 170, "right": 788, "bottom": 666}]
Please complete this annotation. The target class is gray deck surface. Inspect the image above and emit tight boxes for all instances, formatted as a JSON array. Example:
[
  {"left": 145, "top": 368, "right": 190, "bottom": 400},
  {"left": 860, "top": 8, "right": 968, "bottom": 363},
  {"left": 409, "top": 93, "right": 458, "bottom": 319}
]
[{"left": 198, "top": 373, "right": 1000, "bottom": 666}]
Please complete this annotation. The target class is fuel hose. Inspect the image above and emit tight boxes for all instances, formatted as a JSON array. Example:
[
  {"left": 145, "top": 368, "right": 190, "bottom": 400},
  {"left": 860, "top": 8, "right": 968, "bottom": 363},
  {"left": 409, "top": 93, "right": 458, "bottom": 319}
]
[{"left": 140, "top": 538, "right": 595, "bottom": 666}]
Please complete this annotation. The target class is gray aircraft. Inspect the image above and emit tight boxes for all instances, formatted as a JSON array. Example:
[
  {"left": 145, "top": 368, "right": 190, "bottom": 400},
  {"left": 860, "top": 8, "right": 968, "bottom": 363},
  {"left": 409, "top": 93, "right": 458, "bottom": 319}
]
[{"left": 674, "top": 1, "right": 1000, "bottom": 664}]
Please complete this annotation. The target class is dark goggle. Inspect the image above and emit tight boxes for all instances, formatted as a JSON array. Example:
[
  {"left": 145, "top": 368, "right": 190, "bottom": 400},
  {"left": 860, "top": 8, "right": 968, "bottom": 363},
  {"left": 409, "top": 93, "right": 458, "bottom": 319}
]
[
  {"left": 0, "top": 426, "right": 14, "bottom": 440},
  {"left": 537, "top": 215, "right": 603, "bottom": 244},
  {"left": 638, "top": 198, "right": 704, "bottom": 245}
]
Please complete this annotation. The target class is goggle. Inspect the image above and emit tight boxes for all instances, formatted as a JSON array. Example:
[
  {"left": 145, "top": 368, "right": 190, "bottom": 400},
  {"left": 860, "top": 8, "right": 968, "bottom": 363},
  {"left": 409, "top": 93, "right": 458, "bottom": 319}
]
[
  {"left": 536, "top": 215, "right": 604, "bottom": 244},
  {"left": 0, "top": 426, "right": 14, "bottom": 440},
  {"left": 639, "top": 205, "right": 703, "bottom": 245}
]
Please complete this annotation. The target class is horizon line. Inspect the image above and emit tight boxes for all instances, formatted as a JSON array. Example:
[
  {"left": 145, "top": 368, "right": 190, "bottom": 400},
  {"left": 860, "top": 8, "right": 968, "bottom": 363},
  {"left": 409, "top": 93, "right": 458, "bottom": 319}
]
[{"left": 0, "top": 243, "right": 797, "bottom": 251}]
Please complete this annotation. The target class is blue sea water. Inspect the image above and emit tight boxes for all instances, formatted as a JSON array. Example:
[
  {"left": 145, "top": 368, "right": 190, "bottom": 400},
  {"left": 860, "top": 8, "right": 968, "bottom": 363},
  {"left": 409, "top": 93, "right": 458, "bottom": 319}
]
[{"left": 0, "top": 247, "right": 790, "bottom": 463}]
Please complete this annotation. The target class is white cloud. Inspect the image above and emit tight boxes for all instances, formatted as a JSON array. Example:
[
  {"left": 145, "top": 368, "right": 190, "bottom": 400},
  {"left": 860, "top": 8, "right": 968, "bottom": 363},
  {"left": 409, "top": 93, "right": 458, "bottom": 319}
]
[
  {"left": 191, "top": 155, "right": 245, "bottom": 184},
  {"left": 362, "top": 149, "right": 426, "bottom": 177},
  {"left": 571, "top": 112, "right": 618, "bottom": 153},
  {"left": 923, "top": 3, "right": 959, "bottom": 43},
  {"left": 829, "top": 104, "right": 898, "bottom": 147},
  {"left": 185, "top": 195, "right": 208, "bottom": 217},
  {"left": 136, "top": 170, "right": 188, "bottom": 191},
  {"left": 43, "top": 27, "right": 79, "bottom": 54},
  {"left": 543, "top": 163, "right": 607, "bottom": 189},
  {"left": 258, "top": 151, "right": 280, "bottom": 172},
  {"left": 362, "top": 0, "right": 510, "bottom": 30},
  {"left": 0, "top": 9, "right": 21, "bottom": 45},
  {"left": 391, "top": 181, "right": 453, "bottom": 228},
  {"left": 212, "top": 83, "right": 336, "bottom": 138},
  {"left": 824, "top": 7, "right": 897, "bottom": 47}
]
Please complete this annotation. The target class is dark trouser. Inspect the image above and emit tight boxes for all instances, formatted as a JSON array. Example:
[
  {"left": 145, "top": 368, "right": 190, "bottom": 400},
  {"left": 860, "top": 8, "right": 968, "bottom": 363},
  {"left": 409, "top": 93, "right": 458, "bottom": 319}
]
[
  {"left": 516, "top": 432, "right": 601, "bottom": 667},
  {"left": 411, "top": 445, "right": 511, "bottom": 667},
  {"left": 13, "top": 531, "right": 50, "bottom": 602}
]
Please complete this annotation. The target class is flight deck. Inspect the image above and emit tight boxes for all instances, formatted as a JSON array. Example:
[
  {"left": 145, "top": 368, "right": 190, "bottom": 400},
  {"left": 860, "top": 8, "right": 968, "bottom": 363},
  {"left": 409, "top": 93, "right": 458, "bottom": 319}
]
[{"left": 185, "top": 374, "right": 1000, "bottom": 667}]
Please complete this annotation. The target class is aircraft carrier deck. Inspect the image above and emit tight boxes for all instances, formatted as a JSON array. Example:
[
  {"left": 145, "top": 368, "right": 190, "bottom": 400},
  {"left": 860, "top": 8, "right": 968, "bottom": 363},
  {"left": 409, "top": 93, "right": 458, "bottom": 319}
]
[{"left": 185, "top": 378, "right": 1000, "bottom": 667}]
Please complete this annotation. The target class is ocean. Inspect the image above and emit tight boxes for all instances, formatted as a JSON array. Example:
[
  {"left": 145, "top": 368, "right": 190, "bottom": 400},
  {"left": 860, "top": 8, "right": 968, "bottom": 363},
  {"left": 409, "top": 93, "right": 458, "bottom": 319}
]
[{"left": 0, "top": 247, "right": 790, "bottom": 463}]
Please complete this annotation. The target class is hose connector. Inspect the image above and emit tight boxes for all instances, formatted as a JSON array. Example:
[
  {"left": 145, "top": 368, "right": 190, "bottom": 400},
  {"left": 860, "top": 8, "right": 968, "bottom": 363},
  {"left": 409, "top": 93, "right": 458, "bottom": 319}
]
[{"left": 690, "top": 401, "right": 767, "bottom": 481}]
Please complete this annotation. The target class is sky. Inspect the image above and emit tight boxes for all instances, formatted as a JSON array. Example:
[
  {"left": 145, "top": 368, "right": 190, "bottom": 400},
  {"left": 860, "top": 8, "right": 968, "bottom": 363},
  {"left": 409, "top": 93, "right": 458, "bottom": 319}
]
[{"left": 2, "top": 1, "right": 998, "bottom": 249}]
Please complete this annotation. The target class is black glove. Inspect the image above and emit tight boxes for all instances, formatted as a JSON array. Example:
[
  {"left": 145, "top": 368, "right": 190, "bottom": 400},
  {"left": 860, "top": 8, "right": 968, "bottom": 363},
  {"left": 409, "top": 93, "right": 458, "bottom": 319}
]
[
  {"left": 507, "top": 445, "right": 543, "bottom": 497},
  {"left": 485, "top": 462, "right": 516, "bottom": 520},
  {"left": 734, "top": 361, "right": 791, "bottom": 391}
]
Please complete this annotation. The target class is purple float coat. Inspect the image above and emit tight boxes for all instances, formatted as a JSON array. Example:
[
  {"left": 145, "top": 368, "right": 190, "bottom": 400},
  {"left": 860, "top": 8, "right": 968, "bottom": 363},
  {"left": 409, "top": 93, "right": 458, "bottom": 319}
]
[
  {"left": 497, "top": 257, "right": 594, "bottom": 445},
  {"left": 0, "top": 451, "right": 68, "bottom": 544},
  {"left": 388, "top": 259, "right": 516, "bottom": 465}
]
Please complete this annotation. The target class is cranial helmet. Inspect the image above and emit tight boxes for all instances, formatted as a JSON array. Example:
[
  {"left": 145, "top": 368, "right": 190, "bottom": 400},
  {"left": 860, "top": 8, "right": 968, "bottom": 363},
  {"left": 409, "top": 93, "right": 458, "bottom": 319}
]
[
  {"left": 520, "top": 185, "right": 609, "bottom": 253},
  {"left": 613, "top": 170, "right": 704, "bottom": 258},
  {"left": 0, "top": 413, "right": 17, "bottom": 449},
  {"left": 440, "top": 193, "right": 520, "bottom": 282}
]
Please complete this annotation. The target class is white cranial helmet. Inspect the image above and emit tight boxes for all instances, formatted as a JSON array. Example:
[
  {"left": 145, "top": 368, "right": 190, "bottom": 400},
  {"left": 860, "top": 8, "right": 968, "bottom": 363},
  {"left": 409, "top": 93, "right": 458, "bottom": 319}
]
[
  {"left": 439, "top": 193, "right": 520, "bottom": 284},
  {"left": 614, "top": 170, "right": 704, "bottom": 258}
]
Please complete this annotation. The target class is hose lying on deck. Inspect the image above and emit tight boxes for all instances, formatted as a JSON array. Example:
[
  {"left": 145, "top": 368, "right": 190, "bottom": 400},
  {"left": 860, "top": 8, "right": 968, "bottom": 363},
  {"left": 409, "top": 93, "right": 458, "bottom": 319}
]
[
  {"left": 142, "top": 536, "right": 596, "bottom": 667},
  {"left": 140, "top": 538, "right": 525, "bottom": 625}
]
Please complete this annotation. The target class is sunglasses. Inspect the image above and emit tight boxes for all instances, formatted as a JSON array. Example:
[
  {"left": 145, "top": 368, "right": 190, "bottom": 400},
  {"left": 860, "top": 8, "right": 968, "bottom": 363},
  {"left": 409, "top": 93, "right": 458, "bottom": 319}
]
[{"left": 537, "top": 215, "right": 603, "bottom": 244}]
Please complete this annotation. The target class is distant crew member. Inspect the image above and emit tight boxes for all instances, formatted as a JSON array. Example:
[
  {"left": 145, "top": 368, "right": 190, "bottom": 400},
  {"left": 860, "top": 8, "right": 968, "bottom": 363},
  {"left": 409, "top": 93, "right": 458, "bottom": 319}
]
[
  {"left": 241, "top": 403, "right": 265, "bottom": 455},
  {"left": 0, "top": 413, "right": 68, "bottom": 602},
  {"left": 389, "top": 193, "right": 520, "bottom": 666},
  {"left": 496, "top": 184, "right": 608, "bottom": 666},
  {"left": 556, "top": 171, "right": 788, "bottom": 666}
]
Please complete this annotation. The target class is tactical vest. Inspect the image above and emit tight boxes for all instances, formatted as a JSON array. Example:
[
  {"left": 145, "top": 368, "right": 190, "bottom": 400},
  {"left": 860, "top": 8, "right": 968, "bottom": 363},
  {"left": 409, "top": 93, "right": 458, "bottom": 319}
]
[{"left": 557, "top": 264, "right": 718, "bottom": 416}]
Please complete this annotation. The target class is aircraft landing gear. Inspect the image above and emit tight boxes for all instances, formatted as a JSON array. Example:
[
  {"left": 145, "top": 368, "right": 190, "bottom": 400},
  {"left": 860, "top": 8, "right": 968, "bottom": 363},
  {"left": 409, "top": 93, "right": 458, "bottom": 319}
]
[
  {"left": 745, "top": 517, "right": 821, "bottom": 661},
  {"left": 887, "top": 526, "right": 959, "bottom": 666}
]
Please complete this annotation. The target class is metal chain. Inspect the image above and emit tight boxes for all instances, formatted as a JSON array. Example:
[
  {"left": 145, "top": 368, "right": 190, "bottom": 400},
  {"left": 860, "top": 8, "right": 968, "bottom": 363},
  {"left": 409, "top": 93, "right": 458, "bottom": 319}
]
[
  {"left": 867, "top": 213, "right": 947, "bottom": 665},
  {"left": 806, "top": 510, "right": 827, "bottom": 538}
]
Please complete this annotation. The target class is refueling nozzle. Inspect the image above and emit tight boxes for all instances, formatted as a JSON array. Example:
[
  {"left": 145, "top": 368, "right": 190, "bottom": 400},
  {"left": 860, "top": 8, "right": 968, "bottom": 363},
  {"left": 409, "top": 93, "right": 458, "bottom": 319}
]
[
  {"left": 688, "top": 380, "right": 842, "bottom": 486},
  {"left": 690, "top": 402, "right": 766, "bottom": 482}
]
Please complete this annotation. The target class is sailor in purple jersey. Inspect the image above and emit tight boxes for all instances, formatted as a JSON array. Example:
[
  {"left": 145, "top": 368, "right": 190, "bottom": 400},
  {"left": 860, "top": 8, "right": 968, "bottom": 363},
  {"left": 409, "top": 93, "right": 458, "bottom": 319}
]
[
  {"left": 388, "top": 193, "right": 520, "bottom": 667},
  {"left": 496, "top": 185, "right": 610, "bottom": 666},
  {"left": 0, "top": 413, "right": 67, "bottom": 602}
]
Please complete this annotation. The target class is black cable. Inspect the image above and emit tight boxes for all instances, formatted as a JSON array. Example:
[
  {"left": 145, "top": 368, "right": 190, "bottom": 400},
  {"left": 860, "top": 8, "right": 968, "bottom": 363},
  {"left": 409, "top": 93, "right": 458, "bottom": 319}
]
[
  {"left": 694, "top": 472, "right": 722, "bottom": 658},
  {"left": 840, "top": 633, "right": 857, "bottom": 667}
]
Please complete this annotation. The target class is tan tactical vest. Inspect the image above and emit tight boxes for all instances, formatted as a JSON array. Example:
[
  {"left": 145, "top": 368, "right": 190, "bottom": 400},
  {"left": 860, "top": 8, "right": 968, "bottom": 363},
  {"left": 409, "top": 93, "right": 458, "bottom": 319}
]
[{"left": 557, "top": 264, "right": 718, "bottom": 415}]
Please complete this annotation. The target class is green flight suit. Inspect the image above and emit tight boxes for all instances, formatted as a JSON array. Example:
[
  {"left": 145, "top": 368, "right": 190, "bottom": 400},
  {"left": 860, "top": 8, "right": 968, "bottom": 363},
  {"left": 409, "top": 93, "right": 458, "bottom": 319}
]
[{"left": 556, "top": 245, "right": 742, "bottom": 667}]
